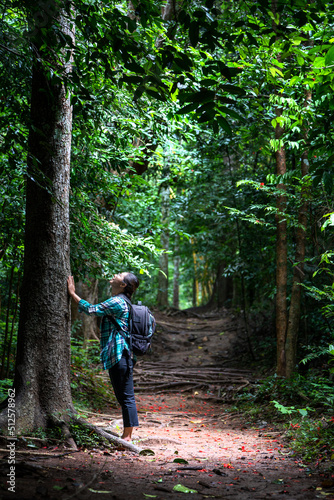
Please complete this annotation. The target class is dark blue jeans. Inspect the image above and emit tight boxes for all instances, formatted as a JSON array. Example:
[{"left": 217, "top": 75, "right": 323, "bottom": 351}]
[{"left": 108, "top": 351, "right": 139, "bottom": 428}]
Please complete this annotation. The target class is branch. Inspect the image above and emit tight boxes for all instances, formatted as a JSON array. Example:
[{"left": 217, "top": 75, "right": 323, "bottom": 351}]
[
  {"left": 73, "top": 418, "right": 143, "bottom": 454},
  {"left": 0, "top": 43, "right": 25, "bottom": 57}
]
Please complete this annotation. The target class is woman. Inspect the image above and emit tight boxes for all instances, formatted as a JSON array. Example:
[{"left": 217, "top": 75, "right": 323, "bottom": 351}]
[{"left": 67, "top": 272, "right": 140, "bottom": 442}]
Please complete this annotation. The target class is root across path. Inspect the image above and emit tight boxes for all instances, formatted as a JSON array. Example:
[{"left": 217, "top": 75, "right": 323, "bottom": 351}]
[
  {"left": 0, "top": 309, "right": 333, "bottom": 499},
  {"left": 0, "top": 391, "right": 331, "bottom": 500}
]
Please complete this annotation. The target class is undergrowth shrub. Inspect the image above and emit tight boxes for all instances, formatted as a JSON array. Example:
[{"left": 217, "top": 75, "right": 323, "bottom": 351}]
[
  {"left": 284, "top": 416, "right": 334, "bottom": 463},
  {"left": 236, "top": 370, "right": 334, "bottom": 465},
  {"left": 71, "top": 337, "right": 116, "bottom": 412}
]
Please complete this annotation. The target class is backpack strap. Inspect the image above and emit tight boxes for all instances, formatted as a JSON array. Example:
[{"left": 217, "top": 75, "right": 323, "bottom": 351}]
[{"left": 107, "top": 295, "right": 133, "bottom": 352}]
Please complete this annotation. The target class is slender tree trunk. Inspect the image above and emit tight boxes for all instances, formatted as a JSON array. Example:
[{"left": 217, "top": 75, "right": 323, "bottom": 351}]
[
  {"left": 271, "top": 0, "right": 288, "bottom": 377},
  {"left": 0, "top": 3, "right": 75, "bottom": 433},
  {"left": 285, "top": 89, "right": 312, "bottom": 378},
  {"left": 206, "top": 261, "right": 230, "bottom": 309},
  {"left": 162, "top": 0, "right": 177, "bottom": 21},
  {"left": 275, "top": 106, "right": 288, "bottom": 377},
  {"left": 173, "top": 234, "right": 180, "bottom": 309},
  {"left": 157, "top": 186, "right": 170, "bottom": 307},
  {"left": 191, "top": 239, "right": 199, "bottom": 307}
]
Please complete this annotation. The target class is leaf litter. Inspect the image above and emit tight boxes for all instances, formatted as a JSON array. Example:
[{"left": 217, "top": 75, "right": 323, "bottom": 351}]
[{"left": 1, "top": 310, "right": 333, "bottom": 499}]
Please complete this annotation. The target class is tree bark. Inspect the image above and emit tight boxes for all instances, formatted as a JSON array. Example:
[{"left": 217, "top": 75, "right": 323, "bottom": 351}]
[
  {"left": 191, "top": 239, "right": 199, "bottom": 307},
  {"left": 173, "top": 234, "right": 180, "bottom": 309},
  {"left": 0, "top": 3, "right": 75, "bottom": 433},
  {"left": 271, "top": 0, "right": 288, "bottom": 377},
  {"left": 285, "top": 89, "right": 312, "bottom": 378},
  {"left": 162, "top": 0, "right": 178, "bottom": 21},
  {"left": 157, "top": 186, "right": 170, "bottom": 307},
  {"left": 206, "top": 261, "right": 231, "bottom": 309},
  {"left": 275, "top": 106, "right": 288, "bottom": 377}
]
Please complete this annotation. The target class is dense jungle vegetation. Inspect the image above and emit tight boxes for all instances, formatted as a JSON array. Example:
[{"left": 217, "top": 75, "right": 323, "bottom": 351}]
[{"left": 0, "top": 0, "right": 333, "bottom": 462}]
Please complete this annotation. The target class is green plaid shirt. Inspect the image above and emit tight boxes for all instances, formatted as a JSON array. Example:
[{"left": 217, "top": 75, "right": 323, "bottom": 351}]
[{"left": 78, "top": 295, "right": 130, "bottom": 369}]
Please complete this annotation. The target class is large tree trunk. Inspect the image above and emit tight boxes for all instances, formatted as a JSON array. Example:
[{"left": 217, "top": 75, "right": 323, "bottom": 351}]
[
  {"left": 0, "top": 3, "right": 75, "bottom": 433},
  {"left": 285, "top": 89, "right": 312, "bottom": 378}
]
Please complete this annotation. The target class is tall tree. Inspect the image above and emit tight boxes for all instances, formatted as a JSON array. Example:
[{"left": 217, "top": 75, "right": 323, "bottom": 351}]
[
  {"left": 0, "top": 0, "right": 75, "bottom": 433},
  {"left": 285, "top": 88, "right": 312, "bottom": 377}
]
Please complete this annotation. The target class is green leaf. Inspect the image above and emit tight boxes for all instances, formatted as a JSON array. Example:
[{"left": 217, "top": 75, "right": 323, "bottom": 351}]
[
  {"left": 189, "top": 21, "right": 199, "bottom": 47},
  {"left": 219, "top": 107, "right": 245, "bottom": 122},
  {"left": 145, "top": 88, "right": 166, "bottom": 102},
  {"left": 133, "top": 85, "right": 145, "bottom": 101},
  {"left": 217, "top": 62, "right": 233, "bottom": 81},
  {"left": 139, "top": 449, "right": 155, "bottom": 456},
  {"left": 313, "top": 57, "right": 325, "bottom": 68},
  {"left": 246, "top": 32, "right": 258, "bottom": 46},
  {"left": 325, "top": 153, "right": 334, "bottom": 167},
  {"left": 176, "top": 102, "right": 199, "bottom": 115},
  {"left": 217, "top": 115, "right": 232, "bottom": 135},
  {"left": 221, "top": 84, "right": 246, "bottom": 96},
  {"left": 88, "top": 489, "right": 113, "bottom": 494},
  {"left": 182, "top": 90, "right": 216, "bottom": 104},
  {"left": 197, "top": 102, "right": 215, "bottom": 113},
  {"left": 173, "top": 484, "right": 198, "bottom": 494},
  {"left": 198, "top": 110, "right": 215, "bottom": 123},
  {"left": 289, "top": 76, "right": 301, "bottom": 85},
  {"left": 325, "top": 45, "right": 334, "bottom": 65},
  {"left": 323, "top": 171, "right": 333, "bottom": 195},
  {"left": 200, "top": 78, "right": 217, "bottom": 87},
  {"left": 124, "top": 61, "right": 145, "bottom": 74},
  {"left": 173, "top": 458, "right": 189, "bottom": 464},
  {"left": 296, "top": 55, "right": 304, "bottom": 65}
]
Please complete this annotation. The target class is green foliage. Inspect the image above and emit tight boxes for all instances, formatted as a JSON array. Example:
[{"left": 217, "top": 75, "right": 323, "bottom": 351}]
[
  {"left": 238, "top": 372, "right": 334, "bottom": 412},
  {"left": 0, "top": 378, "right": 13, "bottom": 402},
  {"left": 30, "top": 419, "right": 104, "bottom": 448},
  {"left": 1, "top": 0, "right": 334, "bottom": 409},
  {"left": 71, "top": 339, "right": 115, "bottom": 411},
  {"left": 271, "top": 400, "right": 311, "bottom": 417},
  {"left": 236, "top": 371, "right": 334, "bottom": 463},
  {"left": 69, "top": 421, "right": 104, "bottom": 448},
  {"left": 284, "top": 417, "right": 334, "bottom": 463}
]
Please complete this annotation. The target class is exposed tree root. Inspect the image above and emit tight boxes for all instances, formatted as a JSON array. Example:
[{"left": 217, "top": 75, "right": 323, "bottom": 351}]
[
  {"left": 132, "top": 363, "right": 253, "bottom": 397},
  {"left": 73, "top": 418, "right": 143, "bottom": 454},
  {"left": 0, "top": 449, "right": 78, "bottom": 457},
  {"left": 61, "top": 421, "right": 78, "bottom": 450}
]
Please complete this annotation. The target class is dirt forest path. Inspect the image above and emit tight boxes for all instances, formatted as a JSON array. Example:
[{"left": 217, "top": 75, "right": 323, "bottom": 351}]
[{"left": 1, "top": 309, "right": 333, "bottom": 499}]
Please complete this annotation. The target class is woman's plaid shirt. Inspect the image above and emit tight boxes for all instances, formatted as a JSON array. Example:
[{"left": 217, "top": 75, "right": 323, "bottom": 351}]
[{"left": 78, "top": 295, "right": 130, "bottom": 369}]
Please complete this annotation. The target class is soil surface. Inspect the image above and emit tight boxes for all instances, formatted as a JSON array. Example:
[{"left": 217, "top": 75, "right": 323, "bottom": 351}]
[{"left": 1, "top": 309, "right": 333, "bottom": 499}]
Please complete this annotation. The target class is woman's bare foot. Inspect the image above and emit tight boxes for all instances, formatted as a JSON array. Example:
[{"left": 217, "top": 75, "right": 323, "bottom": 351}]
[{"left": 121, "top": 427, "right": 133, "bottom": 441}]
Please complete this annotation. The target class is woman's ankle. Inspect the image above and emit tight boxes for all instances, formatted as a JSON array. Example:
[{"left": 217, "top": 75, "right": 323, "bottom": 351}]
[{"left": 122, "top": 427, "right": 133, "bottom": 441}]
